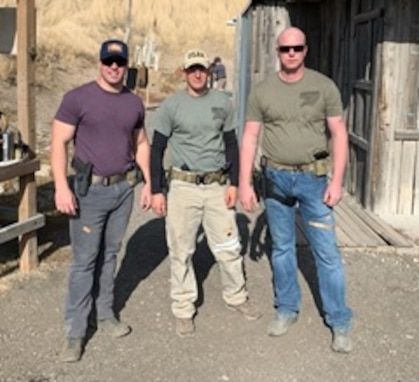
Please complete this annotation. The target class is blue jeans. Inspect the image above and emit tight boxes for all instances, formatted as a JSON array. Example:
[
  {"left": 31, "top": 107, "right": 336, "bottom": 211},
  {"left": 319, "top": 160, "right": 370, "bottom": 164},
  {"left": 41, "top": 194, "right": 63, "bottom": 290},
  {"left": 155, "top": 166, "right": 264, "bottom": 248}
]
[
  {"left": 264, "top": 168, "right": 352, "bottom": 331},
  {"left": 65, "top": 180, "right": 134, "bottom": 338}
]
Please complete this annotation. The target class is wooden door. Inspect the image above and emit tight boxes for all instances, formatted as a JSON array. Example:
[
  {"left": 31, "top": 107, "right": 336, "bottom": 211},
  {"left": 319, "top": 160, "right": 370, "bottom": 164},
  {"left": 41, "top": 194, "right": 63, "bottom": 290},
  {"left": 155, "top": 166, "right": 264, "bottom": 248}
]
[{"left": 346, "top": 0, "right": 384, "bottom": 208}]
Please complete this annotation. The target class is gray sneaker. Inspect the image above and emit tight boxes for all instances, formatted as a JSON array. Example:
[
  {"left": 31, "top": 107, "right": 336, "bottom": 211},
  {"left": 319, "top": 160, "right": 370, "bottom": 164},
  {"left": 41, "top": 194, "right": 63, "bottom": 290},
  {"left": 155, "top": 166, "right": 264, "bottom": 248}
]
[
  {"left": 267, "top": 314, "right": 298, "bottom": 337},
  {"left": 226, "top": 299, "right": 262, "bottom": 320},
  {"left": 60, "top": 338, "right": 83, "bottom": 363},
  {"left": 331, "top": 329, "right": 353, "bottom": 353},
  {"left": 175, "top": 317, "right": 195, "bottom": 338},
  {"left": 98, "top": 317, "right": 131, "bottom": 338}
]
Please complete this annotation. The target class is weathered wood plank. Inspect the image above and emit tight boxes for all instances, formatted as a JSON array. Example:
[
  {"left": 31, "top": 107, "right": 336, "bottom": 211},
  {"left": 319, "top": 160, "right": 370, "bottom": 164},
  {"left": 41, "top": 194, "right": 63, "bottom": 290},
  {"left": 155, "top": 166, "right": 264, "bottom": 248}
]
[
  {"left": 344, "top": 197, "right": 412, "bottom": 247},
  {"left": 353, "top": 8, "right": 383, "bottom": 25},
  {"left": 338, "top": 199, "right": 387, "bottom": 246},
  {"left": 336, "top": 201, "right": 384, "bottom": 247},
  {"left": 414, "top": 141, "right": 419, "bottom": 215},
  {"left": 398, "top": 141, "right": 416, "bottom": 214},
  {"left": 0, "top": 159, "right": 40, "bottom": 182},
  {"left": 394, "top": 130, "right": 419, "bottom": 140},
  {"left": 16, "top": 0, "right": 38, "bottom": 273},
  {"left": 0, "top": 213, "right": 44, "bottom": 245}
]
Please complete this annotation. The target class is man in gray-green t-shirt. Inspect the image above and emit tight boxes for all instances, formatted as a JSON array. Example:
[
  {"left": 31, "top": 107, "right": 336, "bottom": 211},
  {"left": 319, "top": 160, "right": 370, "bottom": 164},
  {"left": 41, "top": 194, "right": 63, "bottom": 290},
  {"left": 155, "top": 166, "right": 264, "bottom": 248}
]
[
  {"left": 240, "top": 27, "right": 353, "bottom": 353},
  {"left": 150, "top": 49, "right": 261, "bottom": 338}
]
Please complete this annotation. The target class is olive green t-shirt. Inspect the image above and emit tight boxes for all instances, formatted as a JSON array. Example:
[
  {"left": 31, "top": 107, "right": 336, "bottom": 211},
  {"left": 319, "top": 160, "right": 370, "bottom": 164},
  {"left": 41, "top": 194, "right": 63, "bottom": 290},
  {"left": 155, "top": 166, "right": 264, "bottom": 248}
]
[
  {"left": 246, "top": 68, "right": 343, "bottom": 165},
  {"left": 153, "top": 89, "right": 237, "bottom": 172}
]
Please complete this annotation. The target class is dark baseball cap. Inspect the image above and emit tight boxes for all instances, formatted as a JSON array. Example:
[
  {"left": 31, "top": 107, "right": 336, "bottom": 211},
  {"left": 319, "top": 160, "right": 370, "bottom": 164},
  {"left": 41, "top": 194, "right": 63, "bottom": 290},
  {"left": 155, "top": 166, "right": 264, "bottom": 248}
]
[{"left": 100, "top": 39, "right": 128, "bottom": 61}]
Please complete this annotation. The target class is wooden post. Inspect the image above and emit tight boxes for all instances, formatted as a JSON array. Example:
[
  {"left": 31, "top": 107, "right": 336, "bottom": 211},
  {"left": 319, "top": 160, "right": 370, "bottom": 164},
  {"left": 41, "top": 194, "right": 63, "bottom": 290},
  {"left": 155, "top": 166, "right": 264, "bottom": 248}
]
[{"left": 16, "top": 0, "right": 38, "bottom": 272}]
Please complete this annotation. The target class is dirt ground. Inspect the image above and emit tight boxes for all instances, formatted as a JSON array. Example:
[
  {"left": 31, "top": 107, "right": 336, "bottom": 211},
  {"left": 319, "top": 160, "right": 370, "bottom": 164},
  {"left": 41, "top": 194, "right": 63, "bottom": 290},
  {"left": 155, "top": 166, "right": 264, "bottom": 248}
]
[
  {"left": 1, "top": 183, "right": 419, "bottom": 382},
  {"left": 1, "top": 66, "right": 419, "bottom": 381}
]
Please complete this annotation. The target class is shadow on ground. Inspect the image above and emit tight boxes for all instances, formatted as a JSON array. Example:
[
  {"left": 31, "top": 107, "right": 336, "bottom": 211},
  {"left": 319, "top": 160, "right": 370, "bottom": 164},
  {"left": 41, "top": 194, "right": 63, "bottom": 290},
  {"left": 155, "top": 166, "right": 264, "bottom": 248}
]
[{"left": 245, "top": 209, "right": 323, "bottom": 319}]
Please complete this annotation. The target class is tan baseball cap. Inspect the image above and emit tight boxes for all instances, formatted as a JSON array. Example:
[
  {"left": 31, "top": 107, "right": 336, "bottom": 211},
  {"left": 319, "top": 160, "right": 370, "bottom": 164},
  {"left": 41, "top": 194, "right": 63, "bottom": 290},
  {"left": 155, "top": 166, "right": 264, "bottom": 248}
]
[{"left": 183, "top": 49, "right": 210, "bottom": 69}]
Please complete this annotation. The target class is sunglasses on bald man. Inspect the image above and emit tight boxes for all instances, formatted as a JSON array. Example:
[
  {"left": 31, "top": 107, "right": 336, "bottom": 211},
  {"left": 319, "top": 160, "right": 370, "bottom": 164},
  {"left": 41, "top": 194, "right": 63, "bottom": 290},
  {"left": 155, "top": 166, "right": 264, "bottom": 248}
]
[{"left": 277, "top": 45, "right": 305, "bottom": 53}]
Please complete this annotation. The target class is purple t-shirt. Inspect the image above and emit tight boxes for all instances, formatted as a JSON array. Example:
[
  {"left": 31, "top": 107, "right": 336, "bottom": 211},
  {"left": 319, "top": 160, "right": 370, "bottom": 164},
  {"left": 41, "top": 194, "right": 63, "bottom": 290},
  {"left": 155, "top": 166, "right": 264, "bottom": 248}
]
[{"left": 55, "top": 81, "right": 145, "bottom": 176}]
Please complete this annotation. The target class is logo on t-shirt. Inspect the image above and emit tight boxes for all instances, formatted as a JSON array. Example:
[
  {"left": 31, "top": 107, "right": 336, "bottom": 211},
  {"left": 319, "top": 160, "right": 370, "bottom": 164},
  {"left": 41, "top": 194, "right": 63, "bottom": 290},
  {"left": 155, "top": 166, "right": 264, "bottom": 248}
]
[
  {"left": 300, "top": 91, "right": 320, "bottom": 107},
  {"left": 211, "top": 107, "right": 227, "bottom": 121}
]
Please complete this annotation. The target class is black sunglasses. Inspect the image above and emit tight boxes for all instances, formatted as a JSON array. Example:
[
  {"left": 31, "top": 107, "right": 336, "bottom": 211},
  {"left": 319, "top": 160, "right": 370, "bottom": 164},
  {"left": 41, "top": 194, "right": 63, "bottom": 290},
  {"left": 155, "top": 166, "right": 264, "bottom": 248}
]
[
  {"left": 101, "top": 57, "right": 127, "bottom": 67},
  {"left": 277, "top": 45, "right": 305, "bottom": 53}
]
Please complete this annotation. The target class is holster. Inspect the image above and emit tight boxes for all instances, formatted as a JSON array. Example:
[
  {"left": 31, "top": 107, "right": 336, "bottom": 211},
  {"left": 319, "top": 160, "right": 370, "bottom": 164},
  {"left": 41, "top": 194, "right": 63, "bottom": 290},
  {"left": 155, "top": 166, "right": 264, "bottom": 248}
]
[
  {"left": 71, "top": 157, "right": 93, "bottom": 197},
  {"left": 252, "top": 170, "right": 266, "bottom": 202},
  {"left": 258, "top": 157, "right": 297, "bottom": 206},
  {"left": 126, "top": 164, "right": 143, "bottom": 186}
]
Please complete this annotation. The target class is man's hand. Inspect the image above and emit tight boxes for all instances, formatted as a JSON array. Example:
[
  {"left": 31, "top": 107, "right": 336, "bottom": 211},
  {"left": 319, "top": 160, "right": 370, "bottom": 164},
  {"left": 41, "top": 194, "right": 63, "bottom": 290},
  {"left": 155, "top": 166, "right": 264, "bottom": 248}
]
[
  {"left": 239, "top": 183, "right": 258, "bottom": 212},
  {"left": 55, "top": 186, "right": 78, "bottom": 215},
  {"left": 224, "top": 186, "right": 238, "bottom": 209},
  {"left": 323, "top": 180, "right": 343, "bottom": 207},
  {"left": 139, "top": 183, "right": 152, "bottom": 211},
  {"left": 151, "top": 193, "right": 167, "bottom": 217}
]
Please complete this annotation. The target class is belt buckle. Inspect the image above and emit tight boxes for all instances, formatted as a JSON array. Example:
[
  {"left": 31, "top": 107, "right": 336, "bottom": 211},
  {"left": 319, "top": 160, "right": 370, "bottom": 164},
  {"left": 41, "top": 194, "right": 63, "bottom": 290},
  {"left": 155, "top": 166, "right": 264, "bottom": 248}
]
[
  {"left": 202, "top": 174, "right": 211, "bottom": 185},
  {"left": 195, "top": 174, "right": 203, "bottom": 185}
]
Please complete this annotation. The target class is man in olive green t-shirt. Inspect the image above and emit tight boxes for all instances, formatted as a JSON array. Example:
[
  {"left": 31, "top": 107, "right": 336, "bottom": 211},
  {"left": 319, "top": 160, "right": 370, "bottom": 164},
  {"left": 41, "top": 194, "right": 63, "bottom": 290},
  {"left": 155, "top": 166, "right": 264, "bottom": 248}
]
[
  {"left": 151, "top": 49, "right": 261, "bottom": 338},
  {"left": 240, "top": 27, "right": 353, "bottom": 353}
]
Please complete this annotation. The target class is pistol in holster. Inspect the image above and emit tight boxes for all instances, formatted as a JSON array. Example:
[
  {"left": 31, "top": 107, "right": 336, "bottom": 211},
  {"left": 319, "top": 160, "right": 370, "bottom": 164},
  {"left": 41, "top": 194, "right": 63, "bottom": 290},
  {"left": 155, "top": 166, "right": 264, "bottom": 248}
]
[
  {"left": 257, "top": 156, "right": 297, "bottom": 207},
  {"left": 252, "top": 169, "right": 266, "bottom": 202},
  {"left": 71, "top": 157, "right": 93, "bottom": 197},
  {"left": 312, "top": 151, "right": 330, "bottom": 176}
]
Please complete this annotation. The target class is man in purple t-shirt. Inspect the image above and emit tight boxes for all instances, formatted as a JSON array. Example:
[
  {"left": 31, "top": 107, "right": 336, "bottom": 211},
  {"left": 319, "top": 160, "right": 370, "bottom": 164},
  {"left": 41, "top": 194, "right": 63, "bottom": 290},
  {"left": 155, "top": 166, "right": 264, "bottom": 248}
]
[{"left": 51, "top": 39, "right": 151, "bottom": 363}]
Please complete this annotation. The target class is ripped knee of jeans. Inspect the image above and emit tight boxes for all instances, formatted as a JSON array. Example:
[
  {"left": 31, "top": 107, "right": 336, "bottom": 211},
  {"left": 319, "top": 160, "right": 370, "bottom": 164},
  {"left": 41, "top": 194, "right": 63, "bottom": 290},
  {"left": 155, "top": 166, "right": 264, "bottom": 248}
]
[{"left": 308, "top": 214, "right": 334, "bottom": 230}]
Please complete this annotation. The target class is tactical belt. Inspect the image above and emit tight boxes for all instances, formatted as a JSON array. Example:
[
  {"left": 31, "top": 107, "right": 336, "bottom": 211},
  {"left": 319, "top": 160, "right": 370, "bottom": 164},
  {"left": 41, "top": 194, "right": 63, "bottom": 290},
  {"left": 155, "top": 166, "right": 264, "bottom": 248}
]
[
  {"left": 170, "top": 168, "right": 226, "bottom": 185},
  {"left": 265, "top": 158, "right": 324, "bottom": 172}
]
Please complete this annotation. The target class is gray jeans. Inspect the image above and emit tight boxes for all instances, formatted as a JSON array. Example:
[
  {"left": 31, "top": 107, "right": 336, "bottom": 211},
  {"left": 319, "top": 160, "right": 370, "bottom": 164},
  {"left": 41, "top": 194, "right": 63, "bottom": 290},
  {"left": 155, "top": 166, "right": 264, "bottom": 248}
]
[{"left": 65, "top": 180, "right": 134, "bottom": 338}]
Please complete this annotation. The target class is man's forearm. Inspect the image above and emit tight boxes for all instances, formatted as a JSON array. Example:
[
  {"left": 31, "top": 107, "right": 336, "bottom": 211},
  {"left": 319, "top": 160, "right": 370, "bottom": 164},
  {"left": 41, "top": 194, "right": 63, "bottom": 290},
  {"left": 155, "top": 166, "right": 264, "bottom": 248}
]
[
  {"left": 239, "top": 131, "right": 258, "bottom": 186},
  {"left": 136, "top": 141, "right": 151, "bottom": 185},
  {"left": 331, "top": 130, "right": 348, "bottom": 185},
  {"left": 51, "top": 143, "right": 70, "bottom": 190}
]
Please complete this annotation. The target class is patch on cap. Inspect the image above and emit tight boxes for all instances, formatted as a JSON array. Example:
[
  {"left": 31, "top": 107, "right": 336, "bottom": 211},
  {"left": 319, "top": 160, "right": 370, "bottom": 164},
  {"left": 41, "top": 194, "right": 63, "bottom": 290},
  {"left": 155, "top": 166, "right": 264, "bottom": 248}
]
[
  {"left": 183, "top": 49, "right": 210, "bottom": 69},
  {"left": 100, "top": 39, "right": 128, "bottom": 61},
  {"left": 106, "top": 42, "right": 124, "bottom": 55}
]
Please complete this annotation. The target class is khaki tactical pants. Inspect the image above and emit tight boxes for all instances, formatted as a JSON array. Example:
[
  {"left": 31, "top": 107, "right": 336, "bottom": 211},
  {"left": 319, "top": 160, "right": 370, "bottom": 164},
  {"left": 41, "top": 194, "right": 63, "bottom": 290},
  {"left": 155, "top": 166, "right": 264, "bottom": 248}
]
[{"left": 166, "top": 180, "right": 247, "bottom": 318}]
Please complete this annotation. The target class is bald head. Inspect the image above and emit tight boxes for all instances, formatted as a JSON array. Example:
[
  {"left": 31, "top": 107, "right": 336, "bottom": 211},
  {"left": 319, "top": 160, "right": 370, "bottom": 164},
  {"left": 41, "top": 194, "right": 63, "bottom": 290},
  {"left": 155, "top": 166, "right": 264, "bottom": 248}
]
[{"left": 277, "top": 27, "right": 306, "bottom": 47}]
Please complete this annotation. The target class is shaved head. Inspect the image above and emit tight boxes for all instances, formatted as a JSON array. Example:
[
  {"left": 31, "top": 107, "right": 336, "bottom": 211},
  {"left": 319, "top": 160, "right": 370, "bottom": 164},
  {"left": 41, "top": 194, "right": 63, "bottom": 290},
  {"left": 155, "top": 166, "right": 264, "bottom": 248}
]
[{"left": 277, "top": 27, "right": 306, "bottom": 47}]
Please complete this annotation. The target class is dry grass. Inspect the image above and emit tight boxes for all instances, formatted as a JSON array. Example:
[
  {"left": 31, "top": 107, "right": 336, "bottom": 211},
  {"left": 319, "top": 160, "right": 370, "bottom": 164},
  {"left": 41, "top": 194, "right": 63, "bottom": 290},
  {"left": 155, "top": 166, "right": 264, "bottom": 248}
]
[{"left": 0, "top": 0, "right": 248, "bottom": 81}]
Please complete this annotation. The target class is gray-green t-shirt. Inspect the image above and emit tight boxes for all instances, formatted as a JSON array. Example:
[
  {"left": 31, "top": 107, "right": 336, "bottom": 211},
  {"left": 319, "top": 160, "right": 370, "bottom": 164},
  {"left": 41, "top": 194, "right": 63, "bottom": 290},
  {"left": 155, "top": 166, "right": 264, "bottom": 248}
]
[
  {"left": 246, "top": 68, "right": 343, "bottom": 165},
  {"left": 153, "top": 89, "right": 237, "bottom": 172}
]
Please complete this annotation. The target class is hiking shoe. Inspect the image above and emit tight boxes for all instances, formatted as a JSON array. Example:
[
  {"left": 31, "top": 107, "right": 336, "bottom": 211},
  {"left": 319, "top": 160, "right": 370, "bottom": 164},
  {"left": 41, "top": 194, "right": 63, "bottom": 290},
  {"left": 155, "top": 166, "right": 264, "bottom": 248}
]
[
  {"left": 98, "top": 317, "right": 131, "bottom": 338},
  {"left": 267, "top": 314, "right": 298, "bottom": 337},
  {"left": 60, "top": 338, "right": 83, "bottom": 363},
  {"left": 175, "top": 317, "right": 195, "bottom": 338},
  {"left": 226, "top": 299, "right": 262, "bottom": 320},
  {"left": 331, "top": 329, "right": 353, "bottom": 353}
]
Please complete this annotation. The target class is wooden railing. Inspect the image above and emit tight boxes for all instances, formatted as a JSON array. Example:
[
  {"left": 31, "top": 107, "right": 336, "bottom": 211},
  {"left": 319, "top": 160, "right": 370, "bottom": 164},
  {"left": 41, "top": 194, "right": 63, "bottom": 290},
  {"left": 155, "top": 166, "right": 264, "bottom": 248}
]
[{"left": 0, "top": 158, "right": 45, "bottom": 272}]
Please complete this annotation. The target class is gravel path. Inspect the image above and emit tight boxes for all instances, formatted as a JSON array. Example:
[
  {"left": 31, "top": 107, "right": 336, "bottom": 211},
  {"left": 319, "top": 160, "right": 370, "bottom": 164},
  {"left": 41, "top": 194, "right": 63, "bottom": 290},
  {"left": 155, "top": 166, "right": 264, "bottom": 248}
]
[{"left": 1, "top": 197, "right": 419, "bottom": 382}]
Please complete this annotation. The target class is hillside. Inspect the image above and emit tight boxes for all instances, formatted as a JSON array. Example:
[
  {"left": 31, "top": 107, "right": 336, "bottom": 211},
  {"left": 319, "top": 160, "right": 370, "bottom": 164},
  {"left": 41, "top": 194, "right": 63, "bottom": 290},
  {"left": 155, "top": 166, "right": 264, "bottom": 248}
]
[
  {"left": 0, "top": 0, "right": 249, "bottom": 151},
  {"left": 0, "top": 0, "right": 248, "bottom": 83}
]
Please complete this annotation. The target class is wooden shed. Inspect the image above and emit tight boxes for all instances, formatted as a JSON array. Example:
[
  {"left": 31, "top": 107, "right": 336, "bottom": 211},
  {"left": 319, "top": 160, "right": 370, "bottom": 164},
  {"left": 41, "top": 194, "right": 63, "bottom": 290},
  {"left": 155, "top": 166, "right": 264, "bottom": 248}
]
[{"left": 234, "top": 0, "right": 419, "bottom": 218}]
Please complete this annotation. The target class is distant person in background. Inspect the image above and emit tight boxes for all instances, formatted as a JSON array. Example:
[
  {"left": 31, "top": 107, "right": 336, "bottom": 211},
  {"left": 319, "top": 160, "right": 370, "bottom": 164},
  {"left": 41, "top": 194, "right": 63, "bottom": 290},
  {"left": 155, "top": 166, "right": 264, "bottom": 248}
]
[
  {"left": 212, "top": 56, "right": 227, "bottom": 91},
  {"left": 51, "top": 39, "right": 151, "bottom": 363}
]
